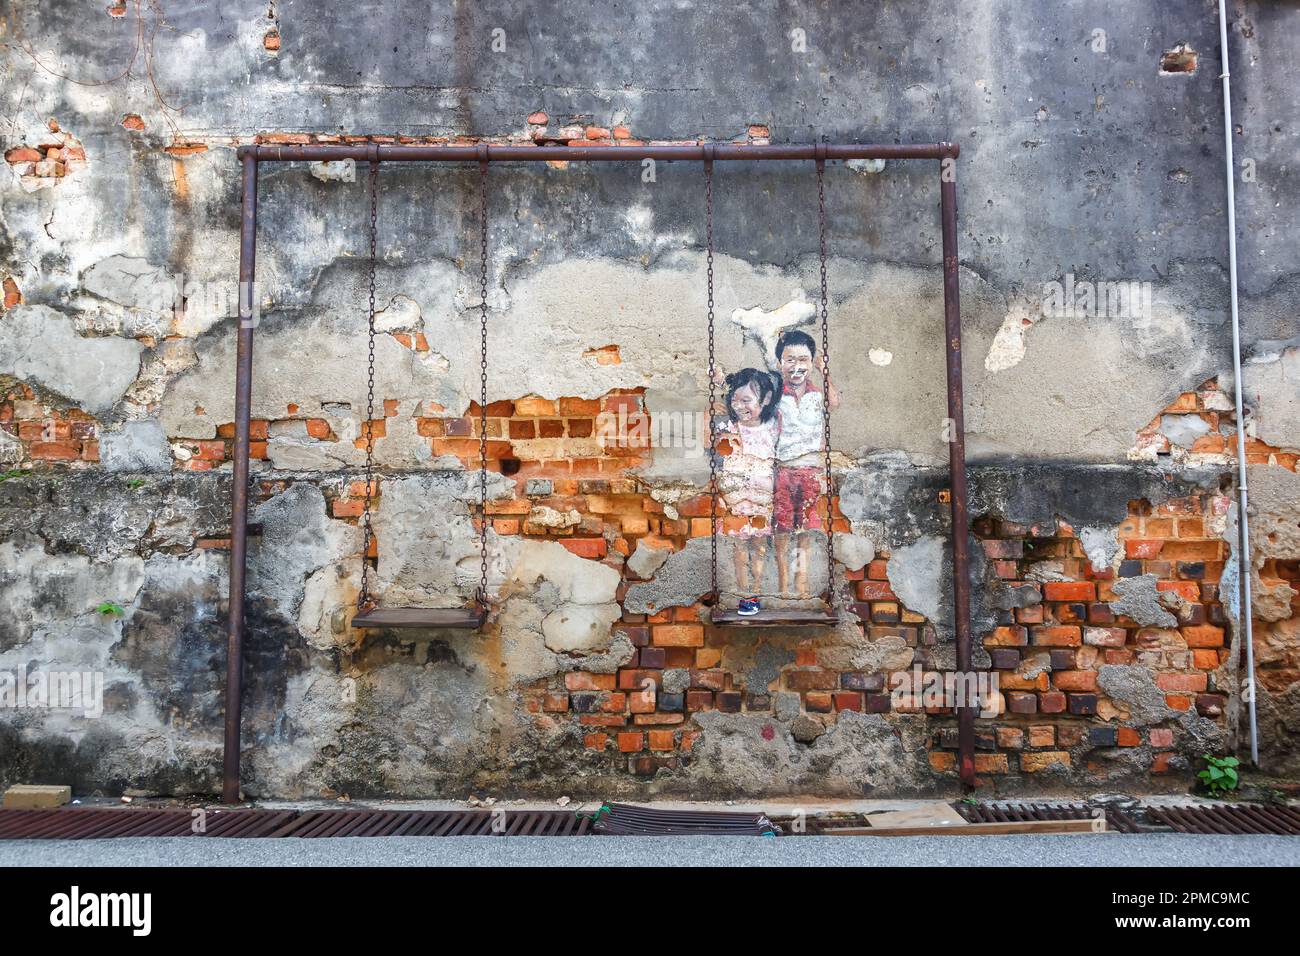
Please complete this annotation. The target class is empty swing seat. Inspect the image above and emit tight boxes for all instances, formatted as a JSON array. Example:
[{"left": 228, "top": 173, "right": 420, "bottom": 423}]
[
  {"left": 709, "top": 606, "right": 841, "bottom": 628},
  {"left": 352, "top": 606, "right": 488, "bottom": 630},
  {"left": 347, "top": 162, "right": 493, "bottom": 638}
]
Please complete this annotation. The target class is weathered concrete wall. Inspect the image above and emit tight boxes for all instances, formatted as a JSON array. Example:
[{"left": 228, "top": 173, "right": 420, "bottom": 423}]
[{"left": 1, "top": 1, "right": 1297, "bottom": 799}]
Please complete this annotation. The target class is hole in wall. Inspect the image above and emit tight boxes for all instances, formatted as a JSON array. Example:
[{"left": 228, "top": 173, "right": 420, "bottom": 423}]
[{"left": 1160, "top": 44, "right": 1198, "bottom": 75}]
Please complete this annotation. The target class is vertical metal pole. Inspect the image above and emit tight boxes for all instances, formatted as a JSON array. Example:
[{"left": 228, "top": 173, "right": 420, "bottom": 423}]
[
  {"left": 1217, "top": 0, "right": 1259, "bottom": 767},
  {"left": 223, "top": 150, "right": 258, "bottom": 804},
  {"left": 939, "top": 149, "right": 976, "bottom": 790}
]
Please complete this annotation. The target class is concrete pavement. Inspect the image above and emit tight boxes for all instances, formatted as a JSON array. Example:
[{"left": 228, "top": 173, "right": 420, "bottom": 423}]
[{"left": 0, "top": 833, "right": 1295, "bottom": 867}]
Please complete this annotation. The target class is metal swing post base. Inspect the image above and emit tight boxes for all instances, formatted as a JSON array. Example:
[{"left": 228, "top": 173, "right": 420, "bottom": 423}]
[
  {"left": 939, "top": 155, "right": 977, "bottom": 791},
  {"left": 223, "top": 150, "right": 258, "bottom": 805}
]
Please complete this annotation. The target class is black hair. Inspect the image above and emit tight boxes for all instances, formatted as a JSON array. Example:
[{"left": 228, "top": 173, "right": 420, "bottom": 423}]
[
  {"left": 775, "top": 328, "right": 817, "bottom": 360},
  {"left": 724, "top": 368, "right": 781, "bottom": 423}
]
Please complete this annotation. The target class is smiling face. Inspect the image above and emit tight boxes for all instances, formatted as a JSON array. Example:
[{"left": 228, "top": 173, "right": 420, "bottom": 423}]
[
  {"left": 779, "top": 343, "right": 814, "bottom": 390},
  {"left": 730, "top": 381, "right": 764, "bottom": 425}
]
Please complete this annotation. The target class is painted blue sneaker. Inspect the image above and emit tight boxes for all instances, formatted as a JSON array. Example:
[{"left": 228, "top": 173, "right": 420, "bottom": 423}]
[{"left": 737, "top": 597, "right": 762, "bottom": 616}]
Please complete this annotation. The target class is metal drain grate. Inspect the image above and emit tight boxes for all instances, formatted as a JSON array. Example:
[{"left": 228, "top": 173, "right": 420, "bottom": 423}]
[
  {"left": 593, "top": 803, "right": 781, "bottom": 836},
  {"left": 268, "top": 809, "right": 592, "bottom": 838},
  {"left": 1144, "top": 804, "right": 1300, "bottom": 835},
  {"left": 5, "top": 802, "right": 1295, "bottom": 839},
  {"left": 0, "top": 808, "right": 297, "bottom": 840},
  {"left": 956, "top": 802, "right": 1143, "bottom": 833},
  {"left": 0, "top": 808, "right": 592, "bottom": 839}
]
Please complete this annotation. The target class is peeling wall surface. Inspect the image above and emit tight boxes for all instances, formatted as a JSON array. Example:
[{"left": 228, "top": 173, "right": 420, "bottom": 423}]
[{"left": 1, "top": 1, "right": 1298, "bottom": 800}]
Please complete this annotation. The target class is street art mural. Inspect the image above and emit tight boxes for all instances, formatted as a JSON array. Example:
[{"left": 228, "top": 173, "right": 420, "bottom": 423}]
[{"left": 715, "top": 328, "right": 840, "bottom": 607}]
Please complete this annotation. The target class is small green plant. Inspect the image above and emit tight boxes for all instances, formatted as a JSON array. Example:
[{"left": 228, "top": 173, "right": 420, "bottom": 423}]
[
  {"left": 0, "top": 469, "right": 22, "bottom": 482},
  {"left": 1198, "top": 754, "right": 1241, "bottom": 797},
  {"left": 95, "top": 601, "right": 126, "bottom": 618},
  {"left": 126, "top": 478, "right": 147, "bottom": 489}
]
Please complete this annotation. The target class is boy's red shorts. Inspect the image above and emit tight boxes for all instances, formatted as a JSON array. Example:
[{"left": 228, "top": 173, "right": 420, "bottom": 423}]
[{"left": 773, "top": 465, "right": 823, "bottom": 533}]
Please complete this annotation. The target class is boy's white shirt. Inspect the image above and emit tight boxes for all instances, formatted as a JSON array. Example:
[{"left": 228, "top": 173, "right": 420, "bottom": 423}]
[{"left": 776, "top": 386, "right": 825, "bottom": 465}]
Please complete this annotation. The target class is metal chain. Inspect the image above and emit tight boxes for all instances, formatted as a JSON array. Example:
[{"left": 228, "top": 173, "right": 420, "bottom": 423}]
[
  {"left": 816, "top": 158, "right": 835, "bottom": 605},
  {"left": 476, "top": 159, "right": 490, "bottom": 607},
  {"left": 705, "top": 158, "right": 718, "bottom": 602},
  {"left": 358, "top": 157, "right": 379, "bottom": 611}
]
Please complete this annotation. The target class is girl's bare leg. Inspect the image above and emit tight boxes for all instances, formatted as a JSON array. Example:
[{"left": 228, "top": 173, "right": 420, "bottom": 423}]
[
  {"left": 732, "top": 538, "right": 750, "bottom": 593},
  {"left": 794, "top": 531, "right": 811, "bottom": 598},
  {"left": 750, "top": 537, "right": 769, "bottom": 588},
  {"left": 774, "top": 533, "right": 792, "bottom": 596}
]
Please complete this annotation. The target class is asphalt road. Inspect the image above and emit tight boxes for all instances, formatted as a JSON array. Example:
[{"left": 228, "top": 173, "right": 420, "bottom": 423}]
[{"left": 1, "top": 833, "right": 1296, "bottom": 867}]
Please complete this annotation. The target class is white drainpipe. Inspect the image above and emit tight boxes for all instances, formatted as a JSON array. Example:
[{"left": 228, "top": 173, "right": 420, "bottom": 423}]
[{"left": 1217, "top": 0, "right": 1259, "bottom": 766}]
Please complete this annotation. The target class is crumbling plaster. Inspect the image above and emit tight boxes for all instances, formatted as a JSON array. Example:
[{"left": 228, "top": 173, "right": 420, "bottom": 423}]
[{"left": 2, "top": 0, "right": 1298, "bottom": 797}]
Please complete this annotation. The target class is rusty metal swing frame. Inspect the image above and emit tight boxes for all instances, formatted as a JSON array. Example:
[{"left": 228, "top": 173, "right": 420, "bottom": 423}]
[{"left": 224, "top": 140, "right": 974, "bottom": 804}]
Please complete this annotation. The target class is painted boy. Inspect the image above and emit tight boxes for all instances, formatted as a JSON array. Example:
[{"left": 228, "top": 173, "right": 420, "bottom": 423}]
[{"left": 772, "top": 328, "right": 839, "bottom": 598}]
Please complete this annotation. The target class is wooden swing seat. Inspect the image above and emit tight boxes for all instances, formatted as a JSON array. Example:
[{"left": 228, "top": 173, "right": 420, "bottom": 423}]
[
  {"left": 352, "top": 606, "right": 488, "bottom": 630},
  {"left": 349, "top": 162, "right": 491, "bottom": 637},
  {"left": 709, "top": 606, "right": 840, "bottom": 628}
]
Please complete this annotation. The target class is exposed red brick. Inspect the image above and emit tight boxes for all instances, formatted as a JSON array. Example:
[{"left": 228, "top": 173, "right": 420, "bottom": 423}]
[
  {"left": 1182, "top": 625, "right": 1225, "bottom": 648},
  {"left": 1125, "top": 539, "right": 1163, "bottom": 559},
  {"left": 974, "top": 753, "right": 1009, "bottom": 774},
  {"left": 1039, "top": 691, "right": 1067, "bottom": 713},
  {"left": 929, "top": 752, "right": 956, "bottom": 772},
  {"left": 560, "top": 538, "right": 607, "bottom": 559},
  {"left": 1151, "top": 752, "right": 1178, "bottom": 773},
  {"left": 514, "top": 396, "right": 557, "bottom": 416},
  {"left": 985, "top": 625, "right": 1028, "bottom": 647},
  {"left": 30, "top": 441, "right": 80, "bottom": 460},
  {"left": 1043, "top": 581, "right": 1096, "bottom": 601},
  {"left": 579, "top": 714, "right": 626, "bottom": 726},
  {"left": 1053, "top": 670, "right": 1098, "bottom": 692},
  {"left": 1156, "top": 672, "right": 1207, "bottom": 692},
  {"left": 2, "top": 277, "right": 21, "bottom": 309},
  {"left": 805, "top": 691, "right": 833, "bottom": 712},
  {"left": 1021, "top": 751, "right": 1070, "bottom": 772},
  {"left": 652, "top": 624, "right": 703, "bottom": 647},
  {"left": 1031, "top": 625, "right": 1082, "bottom": 647},
  {"left": 996, "top": 727, "right": 1025, "bottom": 749}
]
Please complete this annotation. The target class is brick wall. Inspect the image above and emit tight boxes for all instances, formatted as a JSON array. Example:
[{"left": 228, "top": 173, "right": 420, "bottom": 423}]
[
  {"left": 0, "top": 383, "right": 100, "bottom": 467},
  {"left": 6, "top": 373, "right": 1285, "bottom": 791},
  {"left": 956, "top": 496, "right": 1230, "bottom": 780},
  {"left": 303, "top": 383, "right": 1271, "bottom": 787}
]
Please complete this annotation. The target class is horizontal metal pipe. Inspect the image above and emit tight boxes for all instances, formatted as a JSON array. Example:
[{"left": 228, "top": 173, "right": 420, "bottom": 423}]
[{"left": 237, "top": 142, "right": 958, "bottom": 163}]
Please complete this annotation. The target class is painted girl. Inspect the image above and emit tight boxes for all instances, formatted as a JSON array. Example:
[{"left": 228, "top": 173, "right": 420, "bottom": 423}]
[{"left": 715, "top": 367, "right": 782, "bottom": 611}]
